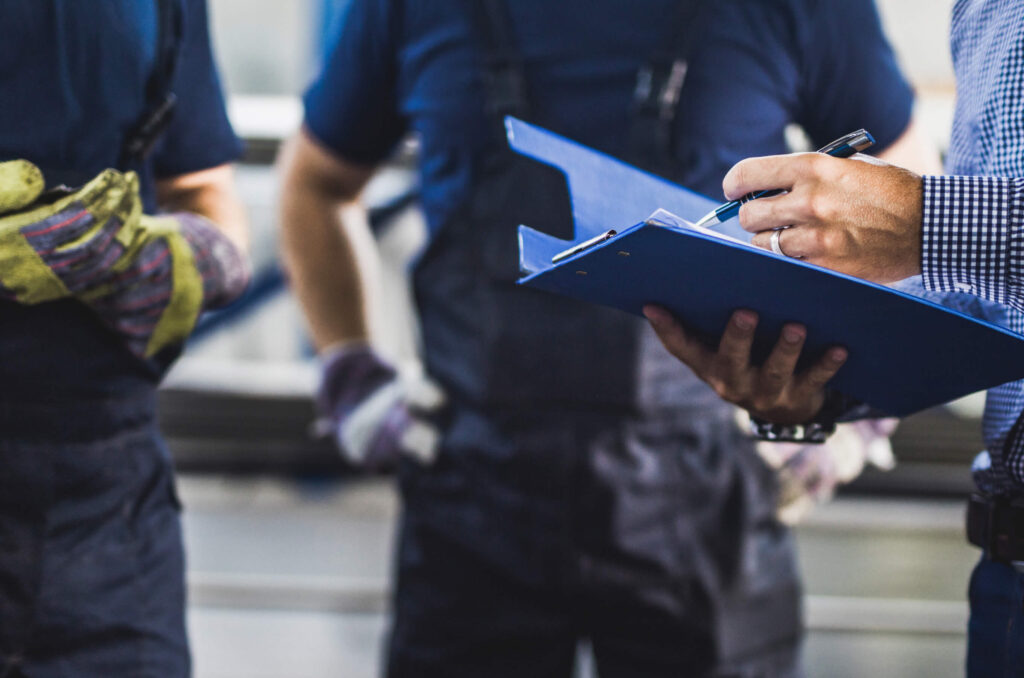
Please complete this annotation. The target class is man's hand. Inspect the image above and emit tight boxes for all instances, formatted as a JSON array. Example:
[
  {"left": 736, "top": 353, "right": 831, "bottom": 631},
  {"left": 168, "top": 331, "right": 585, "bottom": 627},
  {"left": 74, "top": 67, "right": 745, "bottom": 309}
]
[
  {"left": 316, "top": 343, "right": 445, "bottom": 471},
  {"left": 0, "top": 160, "right": 250, "bottom": 357},
  {"left": 755, "top": 417, "right": 897, "bottom": 525},
  {"left": 724, "top": 153, "right": 924, "bottom": 283},
  {"left": 643, "top": 306, "right": 848, "bottom": 424}
]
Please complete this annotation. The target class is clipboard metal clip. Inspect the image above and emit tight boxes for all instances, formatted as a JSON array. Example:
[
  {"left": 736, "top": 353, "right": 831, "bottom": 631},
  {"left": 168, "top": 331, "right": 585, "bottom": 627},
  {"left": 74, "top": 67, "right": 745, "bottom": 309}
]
[{"left": 551, "top": 229, "right": 618, "bottom": 264}]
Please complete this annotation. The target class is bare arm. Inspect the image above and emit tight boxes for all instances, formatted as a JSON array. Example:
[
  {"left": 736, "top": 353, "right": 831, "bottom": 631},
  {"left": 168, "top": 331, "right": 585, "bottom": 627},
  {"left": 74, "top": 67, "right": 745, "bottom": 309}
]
[
  {"left": 156, "top": 163, "right": 250, "bottom": 252},
  {"left": 277, "top": 127, "right": 376, "bottom": 351}
]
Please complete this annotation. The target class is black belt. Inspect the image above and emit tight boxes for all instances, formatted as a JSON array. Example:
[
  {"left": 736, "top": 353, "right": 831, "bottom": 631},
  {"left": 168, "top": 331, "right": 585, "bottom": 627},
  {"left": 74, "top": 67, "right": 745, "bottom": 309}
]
[{"left": 967, "top": 493, "right": 1024, "bottom": 562}]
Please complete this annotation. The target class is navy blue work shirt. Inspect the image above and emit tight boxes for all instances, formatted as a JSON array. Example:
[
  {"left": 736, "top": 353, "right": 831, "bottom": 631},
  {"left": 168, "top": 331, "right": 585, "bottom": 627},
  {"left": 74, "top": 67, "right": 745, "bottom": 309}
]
[
  {"left": 0, "top": 0, "right": 240, "bottom": 399},
  {"left": 305, "top": 0, "right": 914, "bottom": 235},
  {"left": 0, "top": 0, "right": 241, "bottom": 209}
]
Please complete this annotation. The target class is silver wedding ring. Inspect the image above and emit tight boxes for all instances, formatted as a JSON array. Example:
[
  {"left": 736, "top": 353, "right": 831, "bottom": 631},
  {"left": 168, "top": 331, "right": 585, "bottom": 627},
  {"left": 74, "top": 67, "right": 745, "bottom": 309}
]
[{"left": 770, "top": 227, "right": 788, "bottom": 257}]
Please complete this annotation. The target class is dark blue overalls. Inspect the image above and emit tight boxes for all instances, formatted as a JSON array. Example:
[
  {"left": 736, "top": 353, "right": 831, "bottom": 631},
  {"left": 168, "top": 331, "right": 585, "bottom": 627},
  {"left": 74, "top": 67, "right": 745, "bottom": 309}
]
[
  {"left": 388, "top": 1, "right": 801, "bottom": 675},
  {"left": 0, "top": 1, "right": 231, "bottom": 674},
  {"left": 0, "top": 307, "right": 187, "bottom": 677}
]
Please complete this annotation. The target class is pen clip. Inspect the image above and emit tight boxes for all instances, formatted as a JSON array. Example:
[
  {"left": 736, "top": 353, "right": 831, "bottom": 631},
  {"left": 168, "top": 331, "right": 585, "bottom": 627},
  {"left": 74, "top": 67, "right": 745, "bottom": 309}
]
[
  {"left": 551, "top": 229, "right": 618, "bottom": 264},
  {"left": 816, "top": 129, "right": 875, "bottom": 156}
]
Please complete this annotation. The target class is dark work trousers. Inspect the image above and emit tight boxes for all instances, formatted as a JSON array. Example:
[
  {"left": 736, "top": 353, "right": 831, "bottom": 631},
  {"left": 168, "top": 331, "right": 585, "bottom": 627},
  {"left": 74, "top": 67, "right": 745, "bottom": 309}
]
[
  {"left": 0, "top": 300, "right": 189, "bottom": 677},
  {"left": 387, "top": 406, "right": 802, "bottom": 678},
  {"left": 0, "top": 396, "right": 188, "bottom": 678},
  {"left": 967, "top": 555, "right": 1024, "bottom": 678}
]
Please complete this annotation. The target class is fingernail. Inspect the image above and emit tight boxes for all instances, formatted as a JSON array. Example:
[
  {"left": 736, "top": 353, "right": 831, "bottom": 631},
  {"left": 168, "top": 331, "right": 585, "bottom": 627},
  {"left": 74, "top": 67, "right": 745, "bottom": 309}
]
[
  {"left": 783, "top": 327, "right": 804, "bottom": 344},
  {"left": 830, "top": 348, "right": 848, "bottom": 363},
  {"left": 643, "top": 305, "right": 667, "bottom": 324},
  {"left": 734, "top": 311, "right": 756, "bottom": 331}
]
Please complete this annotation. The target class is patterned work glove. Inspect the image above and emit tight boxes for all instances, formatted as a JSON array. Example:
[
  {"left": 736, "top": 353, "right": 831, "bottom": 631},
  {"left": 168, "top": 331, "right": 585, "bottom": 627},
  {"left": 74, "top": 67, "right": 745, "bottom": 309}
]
[
  {"left": 755, "top": 418, "right": 898, "bottom": 525},
  {"left": 0, "top": 160, "right": 249, "bottom": 357},
  {"left": 315, "top": 343, "right": 445, "bottom": 471}
]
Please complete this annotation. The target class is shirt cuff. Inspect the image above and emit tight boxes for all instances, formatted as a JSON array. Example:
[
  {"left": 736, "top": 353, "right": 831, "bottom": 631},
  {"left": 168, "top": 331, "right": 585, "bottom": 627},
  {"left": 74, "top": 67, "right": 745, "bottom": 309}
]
[{"left": 921, "top": 175, "right": 1024, "bottom": 306}]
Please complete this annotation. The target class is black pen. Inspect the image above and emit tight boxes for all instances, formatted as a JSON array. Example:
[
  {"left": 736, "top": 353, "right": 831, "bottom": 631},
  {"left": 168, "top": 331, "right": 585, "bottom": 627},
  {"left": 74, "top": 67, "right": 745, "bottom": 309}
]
[{"left": 693, "top": 129, "right": 876, "bottom": 228}]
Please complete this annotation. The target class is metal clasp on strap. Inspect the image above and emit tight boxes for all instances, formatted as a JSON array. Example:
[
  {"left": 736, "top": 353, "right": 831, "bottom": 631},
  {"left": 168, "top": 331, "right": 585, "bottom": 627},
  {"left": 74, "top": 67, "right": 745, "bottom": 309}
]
[
  {"left": 121, "top": 93, "right": 178, "bottom": 167},
  {"left": 633, "top": 59, "right": 689, "bottom": 123}
]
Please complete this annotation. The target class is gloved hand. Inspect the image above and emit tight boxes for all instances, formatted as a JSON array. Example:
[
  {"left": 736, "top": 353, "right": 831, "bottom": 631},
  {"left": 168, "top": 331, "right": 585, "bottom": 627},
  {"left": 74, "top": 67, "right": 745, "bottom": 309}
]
[
  {"left": 315, "top": 343, "right": 445, "bottom": 471},
  {"left": 0, "top": 160, "right": 250, "bottom": 357},
  {"left": 755, "top": 418, "right": 898, "bottom": 525}
]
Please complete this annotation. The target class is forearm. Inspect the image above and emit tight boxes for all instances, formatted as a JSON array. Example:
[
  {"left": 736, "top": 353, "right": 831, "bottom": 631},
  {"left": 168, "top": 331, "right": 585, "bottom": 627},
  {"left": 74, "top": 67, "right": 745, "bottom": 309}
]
[
  {"left": 279, "top": 162, "right": 371, "bottom": 352},
  {"left": 156, "top": 165, "right": 248, "bottom": 252},
  {"left": 151, "top": 164, "right": 252, "bottom": 315},
  {"left": 921, "top": 175, "right": 1024, "bottom": 312}
]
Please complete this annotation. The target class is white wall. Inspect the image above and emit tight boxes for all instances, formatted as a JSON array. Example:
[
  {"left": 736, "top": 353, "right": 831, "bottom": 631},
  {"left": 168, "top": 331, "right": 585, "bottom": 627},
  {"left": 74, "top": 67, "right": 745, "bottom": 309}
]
[
  {"left": 208, "top": 0, "right": 320, "bottom": 96},
  {"left": 877, "top": 0, "right": 956, "bottom": 91}
]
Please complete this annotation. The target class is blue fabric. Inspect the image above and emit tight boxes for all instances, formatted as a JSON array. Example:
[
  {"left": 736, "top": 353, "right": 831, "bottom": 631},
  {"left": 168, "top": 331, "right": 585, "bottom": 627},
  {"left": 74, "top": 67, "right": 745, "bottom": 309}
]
[
  {"left": 0, "top": 0, "right": 241, "bottom": 210},
  {"left": 967, "top": 556, "right": 1024, "bottom": 678},
  {"left": 0, "top": 1, "right": 238, "bottom": 672},
  {"left": 304, "top": 0, "right": 915, "bottom": 237},
  {"left": 307, "top": 2, "right": 912, "bottom": 674},
  {"left": 0, "top": 412, "right": 189, "bottom": 677},
  {"left": 509, "top": 121, "right": 1024, "bottom": 416},
  {"left": 917, "top": 0, "right": 1024, "bottom": 495},
  {"left": 0, "top": 0, "right": 240, "bottom": 400},
  {"left": 391, "top": 409, "right": 803, "bottom": 678}
]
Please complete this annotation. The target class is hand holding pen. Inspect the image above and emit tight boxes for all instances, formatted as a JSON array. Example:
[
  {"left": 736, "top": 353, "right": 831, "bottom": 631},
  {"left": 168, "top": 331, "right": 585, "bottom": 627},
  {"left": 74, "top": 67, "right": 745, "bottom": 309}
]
[
  {"left": 694, "top": 129, "right": 877, "bottom": 231},
  {"left": 716, "top": 132, "right": 926, "bottom": 282}
]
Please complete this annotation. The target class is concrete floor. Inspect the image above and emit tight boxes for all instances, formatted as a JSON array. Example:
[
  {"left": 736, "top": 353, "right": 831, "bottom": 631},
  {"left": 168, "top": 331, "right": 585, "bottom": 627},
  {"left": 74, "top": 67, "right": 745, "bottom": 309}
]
[{"left": 179, "top": 477, "right": 974, "bottom": 678}]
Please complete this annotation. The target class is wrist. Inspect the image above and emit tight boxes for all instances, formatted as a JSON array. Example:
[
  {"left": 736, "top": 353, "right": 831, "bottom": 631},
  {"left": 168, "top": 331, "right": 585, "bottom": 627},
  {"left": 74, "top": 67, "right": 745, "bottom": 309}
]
[
  {"left": 316, "top": 343, "right": 397, "bottom": 420},
  {"left": 920, "top": 175, "right": 1024, "bottom": 300},
  {"left": 319, "top": 339, "right": 373, "bottom": 365},
  {"left": 748, "top": 418, "right": 836, "bottom": 444},
  {"left": 171, "top": 212, "right": 251, "bottom": 307},
  {"left": 750, "top": 390, "right": 845, "bottom": 444}
]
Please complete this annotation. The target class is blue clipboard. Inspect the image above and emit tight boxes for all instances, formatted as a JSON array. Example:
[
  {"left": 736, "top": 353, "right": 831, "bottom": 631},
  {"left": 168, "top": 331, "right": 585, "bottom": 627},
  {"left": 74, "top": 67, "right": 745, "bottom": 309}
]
[{"left": 509, "top": 117, "right": 1024, "bottom": 417}]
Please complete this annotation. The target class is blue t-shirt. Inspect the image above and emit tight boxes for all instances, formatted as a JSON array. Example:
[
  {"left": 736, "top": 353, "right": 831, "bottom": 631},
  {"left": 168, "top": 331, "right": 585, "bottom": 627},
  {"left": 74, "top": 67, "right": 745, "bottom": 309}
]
[
  {"left": 0, "top": 0, "right": 241, "bottom": 402},
  {"left": 0, "top": 0, "right": 241, "bottom": 209},
  {"left": 305, "top": 0, "right": 914, "bottom": 235}
]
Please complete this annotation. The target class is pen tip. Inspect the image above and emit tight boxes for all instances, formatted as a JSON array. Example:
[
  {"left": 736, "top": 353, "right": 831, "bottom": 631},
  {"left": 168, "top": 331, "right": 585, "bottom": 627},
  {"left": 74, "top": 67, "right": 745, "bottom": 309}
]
[{"left": 693, "top": 213, "right": 717, "bottom": 229}]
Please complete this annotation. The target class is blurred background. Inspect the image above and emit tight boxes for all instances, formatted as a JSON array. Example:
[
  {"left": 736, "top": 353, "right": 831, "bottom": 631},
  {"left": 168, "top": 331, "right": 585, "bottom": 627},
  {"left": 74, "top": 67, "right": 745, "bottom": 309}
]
[{"left": 172, "top": 1, "right": 975, "bottom": 676}]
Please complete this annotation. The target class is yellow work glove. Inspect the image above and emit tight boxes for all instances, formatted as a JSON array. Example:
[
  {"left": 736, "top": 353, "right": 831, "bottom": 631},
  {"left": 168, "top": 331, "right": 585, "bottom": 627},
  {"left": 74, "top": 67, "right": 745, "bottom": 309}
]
[{"left": 0, "top": 160, "right": 250, "bottom": 357}]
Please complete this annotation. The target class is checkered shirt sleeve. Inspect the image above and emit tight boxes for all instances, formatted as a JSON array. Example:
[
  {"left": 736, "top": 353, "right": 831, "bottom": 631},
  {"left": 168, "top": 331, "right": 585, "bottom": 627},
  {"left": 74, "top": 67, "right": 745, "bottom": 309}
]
[
  {"left": 921, "top": 175, "right": 1024, "bottom": 312},
  {"left": 930, "top": 0, "right": 1024, "bottom": 494},
  {"left": 920, "top": 175, "right": 1024, "bottom": 489}
]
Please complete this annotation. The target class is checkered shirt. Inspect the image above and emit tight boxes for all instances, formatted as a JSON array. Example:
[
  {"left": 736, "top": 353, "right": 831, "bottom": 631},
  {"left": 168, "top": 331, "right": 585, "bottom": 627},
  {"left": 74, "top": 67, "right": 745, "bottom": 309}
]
[{"left": 921, "top": 0, "right": 1024, "bottom": 494}]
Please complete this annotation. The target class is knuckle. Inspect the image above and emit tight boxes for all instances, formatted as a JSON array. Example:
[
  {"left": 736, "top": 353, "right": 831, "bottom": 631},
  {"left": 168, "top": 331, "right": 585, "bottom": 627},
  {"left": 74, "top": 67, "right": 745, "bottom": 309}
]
[
  {"left": 730, "top": 162, "right": 748, "bottom": 194},
  {"left": 821, "top": 228, "right": 845, "bottom": 252},
  {"left": 708, "top": 378, "right": 729, "bottom": 399},
  {"left": 750, "top": 395, "right": 774, "bottom": 413},
  {"left": 809, "top": 227, "right": 828, "bottom": 251},
  {"left": 806, "top": 191, "right": 833, "bottom": 223},
  {"left": 708, "top": 377, "right": 738, "bottom": 402},
  {"left": 804, "top": 371, "right": 829, "bottom": 390},
  {"left": 800, "top": 154, "right": 823, "bottom": 178},
  {"left": 738, "top": 204, "right": 754, "bottom": 229},
  {"left": 808, "top": 153, "right": 835, "bottom": 177}
]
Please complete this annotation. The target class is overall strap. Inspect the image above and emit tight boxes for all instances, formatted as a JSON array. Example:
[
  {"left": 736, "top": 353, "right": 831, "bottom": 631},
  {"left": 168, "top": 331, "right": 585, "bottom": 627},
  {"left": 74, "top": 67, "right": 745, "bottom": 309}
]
[
  {"left": 119, "top": 0, "right": 184, "bottom": 169},
  {"left": 462, "top": 0, "right": 531, "bottom": 140},
  {"left": 628, "top": 0, "right": 713, "bottom": 177}
]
